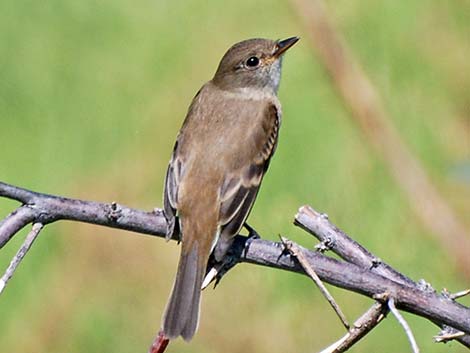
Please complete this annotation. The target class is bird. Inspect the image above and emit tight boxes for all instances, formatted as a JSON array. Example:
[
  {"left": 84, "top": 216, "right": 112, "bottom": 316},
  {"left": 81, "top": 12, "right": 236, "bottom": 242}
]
[{"left": 162, "top": 36, "right": 299, "bottom": 341}]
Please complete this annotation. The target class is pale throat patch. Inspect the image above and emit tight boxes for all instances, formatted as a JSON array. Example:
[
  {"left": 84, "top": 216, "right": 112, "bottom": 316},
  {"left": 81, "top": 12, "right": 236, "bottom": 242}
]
[{"left": 223, "top": 86, "right": 277, "bottom": 101}]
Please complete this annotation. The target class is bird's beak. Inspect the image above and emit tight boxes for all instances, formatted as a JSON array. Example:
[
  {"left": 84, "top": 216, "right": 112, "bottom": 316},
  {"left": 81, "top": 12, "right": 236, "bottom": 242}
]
[{"left": 274, "top": 36, "right": 300, "bottom": 58}]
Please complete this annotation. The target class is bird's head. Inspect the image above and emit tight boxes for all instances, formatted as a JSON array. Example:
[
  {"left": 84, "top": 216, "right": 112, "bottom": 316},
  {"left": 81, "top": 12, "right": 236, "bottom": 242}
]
[{"left": 212, "top": 37, "right": 299, "bottom": 94}]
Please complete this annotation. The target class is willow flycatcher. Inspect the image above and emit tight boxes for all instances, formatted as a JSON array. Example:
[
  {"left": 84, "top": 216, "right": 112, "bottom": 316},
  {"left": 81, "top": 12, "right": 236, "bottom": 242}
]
[{"left": 162, "top": 36, "right": 299, "bottom": 341}]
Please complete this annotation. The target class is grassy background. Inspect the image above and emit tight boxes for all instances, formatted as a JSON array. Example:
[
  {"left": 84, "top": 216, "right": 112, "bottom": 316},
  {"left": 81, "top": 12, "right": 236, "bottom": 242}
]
[{"left": 1, "top": 0, "right": 469, "bottom": 352}]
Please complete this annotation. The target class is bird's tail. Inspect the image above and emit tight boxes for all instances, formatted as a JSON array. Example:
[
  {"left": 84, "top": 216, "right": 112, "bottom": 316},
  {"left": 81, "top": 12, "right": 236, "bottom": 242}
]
[{"left": 162, "top": 241, "right": 206, "bottom": 341}]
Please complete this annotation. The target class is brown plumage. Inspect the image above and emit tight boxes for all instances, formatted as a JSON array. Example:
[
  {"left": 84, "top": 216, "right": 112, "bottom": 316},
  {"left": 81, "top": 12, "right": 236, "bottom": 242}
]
[{"left": 162, "top": 37, "right": 298, "bottom": 341}]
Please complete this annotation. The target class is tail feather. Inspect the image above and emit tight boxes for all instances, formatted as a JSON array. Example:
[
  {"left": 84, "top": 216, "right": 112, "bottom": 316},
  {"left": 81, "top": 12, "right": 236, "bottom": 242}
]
[{"left": 163, "top": 242, "right": 205, "bottom": 341}]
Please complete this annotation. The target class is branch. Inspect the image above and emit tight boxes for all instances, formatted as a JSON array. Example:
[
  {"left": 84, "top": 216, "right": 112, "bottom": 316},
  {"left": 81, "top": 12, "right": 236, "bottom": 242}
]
[
  {"left": 295, "top": 206, "right": 416, "bottom": 288},
  {"left": 319, "top": 302, "right": 387, "bottom": 353},
  {"left": 240, "top": 238, "right": 470, "bottom": 334},
  {"left": 282, "top": 237, "right": 350, "bottom": 329},
  {"left": 295, "top": 205, "right": 470, "bottom": 348},
  {"left": 1, "top": 180, "right": 470, "bottom": 349},
  {"left": 389, "top": 297, "right": 420, "bottom": 353},
  {"left": 0, "top": 181, "right": 169, "bottom": 249},
  {"left": 0, "top": 206, "right": 36, "bottom": 247}
]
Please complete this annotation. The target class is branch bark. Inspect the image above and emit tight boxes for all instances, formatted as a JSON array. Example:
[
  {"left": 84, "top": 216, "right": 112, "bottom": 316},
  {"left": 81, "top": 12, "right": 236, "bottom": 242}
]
[
  {"left": 319, "top": 302, "right": 387, "bottom": 353},
  {"left": 0, "top": 181, "right": 169, "bottom": 248},
  {"left": 1, "top": 180, "right": 469, "bottom": 349}
]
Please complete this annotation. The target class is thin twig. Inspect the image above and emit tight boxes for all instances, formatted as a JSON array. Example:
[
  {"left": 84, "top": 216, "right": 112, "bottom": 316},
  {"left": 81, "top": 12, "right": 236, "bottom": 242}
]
[
  {"left": 0, "top": 223, "right": 43, "bottom": 294},
  {"left": 320, "top": 302, "right": 387, "bottom": 353},
  {"left": 434, "top": 329, "right": 466, "bottom": 343},
  {"left": 449, "top": 289, "right": 470, "bottom": 300},
  {"left": 388, "top": 297, "right": 420, "bottom": 353},
  {"left": 281, "top": 237, "right": 350, "bottom": 329}
]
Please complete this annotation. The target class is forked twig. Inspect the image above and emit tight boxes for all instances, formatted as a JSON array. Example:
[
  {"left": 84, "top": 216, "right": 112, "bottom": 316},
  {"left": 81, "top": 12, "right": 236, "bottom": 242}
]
[
  {"left": 294, "top": 205, "right": 415, "bottom": 287},
  {"left": 281, "top": 237, "right": 350, "bottom": 329},
  {"left": 295, "top": 205, "right": 470, "bottom": 347},
  {"left": 320, "top": 302, "right": 387, "bottom": 353}
]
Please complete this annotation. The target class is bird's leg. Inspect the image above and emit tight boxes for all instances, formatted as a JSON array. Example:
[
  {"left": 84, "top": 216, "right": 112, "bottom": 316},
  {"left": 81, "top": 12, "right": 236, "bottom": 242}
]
[{"left": 243, "top": 222, "right": 260, "bottom": 239}]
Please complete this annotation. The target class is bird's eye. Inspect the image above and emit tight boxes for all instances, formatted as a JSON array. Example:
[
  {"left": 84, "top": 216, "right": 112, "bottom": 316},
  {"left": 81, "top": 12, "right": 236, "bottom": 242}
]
[{"left": 245, "top": 56, "right": 260, "bottom": 68}]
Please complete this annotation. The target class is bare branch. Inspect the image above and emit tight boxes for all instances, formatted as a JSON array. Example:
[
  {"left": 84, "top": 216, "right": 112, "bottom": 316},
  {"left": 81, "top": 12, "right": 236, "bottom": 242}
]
[
  {"left": 0, "top": 223, "right": 43, "bottom": 294},
  {"left": 295, "top": 205, "right": 415, "bottom": 287},
  {"left": 282, "top": 237, "right": 349, "bottom": 329},
  {"left": 320, "top": 302, "right": 387, "bottom": 353},
  {"left": 389, "top": 297, "right": 420, "bottom": 353},
  {"left": 1, "top": 181, "right": 470, "bottom": 347},
  {"left": 0, "top": 206, "right": 36, "bottom": 248},
  {"left": 238, "top": 238, "right": 470, "bottom": 334},
  {"left": 294, "top": 206, "right": 470, "bottom": 348},
  {"left": 295, "top": 205, "right": 470, "bottom": 348},
  {"left": 0, "top": 181, "right": 38, "bottom": 203},
  {"left": 0, "top": 181, "right": 169, "bottom": 243}
]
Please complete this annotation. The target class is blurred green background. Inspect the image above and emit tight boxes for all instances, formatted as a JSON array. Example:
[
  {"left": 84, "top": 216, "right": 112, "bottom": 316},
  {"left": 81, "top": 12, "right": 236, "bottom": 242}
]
[{"left": 1, "top": 0, "right": 469, "bottom": 352}]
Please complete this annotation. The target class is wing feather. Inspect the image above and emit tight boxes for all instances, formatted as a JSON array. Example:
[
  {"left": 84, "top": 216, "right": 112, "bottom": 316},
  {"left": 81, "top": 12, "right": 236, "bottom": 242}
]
[
  {"left": 214, "top": 103, "right": 280, "bottom": 260},
  {"left": 163, "top": 145, "right": 183, "bottom": 240}
]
